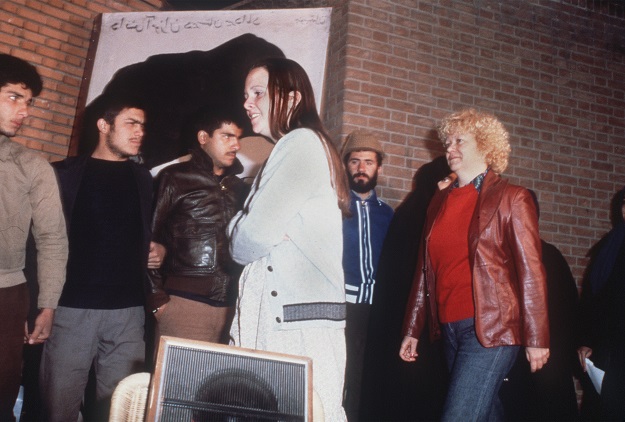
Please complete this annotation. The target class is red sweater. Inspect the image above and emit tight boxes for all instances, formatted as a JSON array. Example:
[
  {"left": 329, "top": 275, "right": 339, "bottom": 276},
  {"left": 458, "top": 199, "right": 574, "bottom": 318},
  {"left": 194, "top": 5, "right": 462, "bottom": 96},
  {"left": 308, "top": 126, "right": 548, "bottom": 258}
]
[{"left": 429, "top": 184, "right": 478, "bottom": 323}]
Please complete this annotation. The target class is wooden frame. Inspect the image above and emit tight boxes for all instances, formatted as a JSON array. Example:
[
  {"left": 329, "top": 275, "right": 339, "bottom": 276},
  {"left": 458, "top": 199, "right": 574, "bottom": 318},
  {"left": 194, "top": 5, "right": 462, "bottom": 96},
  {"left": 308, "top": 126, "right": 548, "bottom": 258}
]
[{"left": 147, "top": 336, "right": 313, "bottom": 421}]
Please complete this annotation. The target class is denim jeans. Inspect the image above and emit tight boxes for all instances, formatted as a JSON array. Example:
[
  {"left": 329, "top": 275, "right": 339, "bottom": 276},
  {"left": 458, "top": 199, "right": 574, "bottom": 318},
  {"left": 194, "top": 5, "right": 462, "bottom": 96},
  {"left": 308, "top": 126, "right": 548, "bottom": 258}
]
[{"left": 441, "top": 318, "right": 519, "bottom": 422}]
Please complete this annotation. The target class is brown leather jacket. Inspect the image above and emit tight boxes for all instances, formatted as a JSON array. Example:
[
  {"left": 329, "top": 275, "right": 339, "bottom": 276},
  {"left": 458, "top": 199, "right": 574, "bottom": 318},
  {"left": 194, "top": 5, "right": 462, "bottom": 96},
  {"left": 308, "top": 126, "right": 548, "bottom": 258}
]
[
  {"left": 403, "top": 171, "right": 550, "bottom": 348},
  {"left": 146, "top": 147, "right": 249, "bottom": 311}
]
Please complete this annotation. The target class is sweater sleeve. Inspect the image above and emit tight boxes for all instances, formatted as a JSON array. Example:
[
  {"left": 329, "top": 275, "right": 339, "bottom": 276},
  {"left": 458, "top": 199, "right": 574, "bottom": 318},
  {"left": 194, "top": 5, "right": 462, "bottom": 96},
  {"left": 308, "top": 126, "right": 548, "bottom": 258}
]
[
  {"left": 30, "top": 160, "right": 69, "bottom": 309},
  {"left": 228, "top": 129, "right": 331, "bottom": 265}
]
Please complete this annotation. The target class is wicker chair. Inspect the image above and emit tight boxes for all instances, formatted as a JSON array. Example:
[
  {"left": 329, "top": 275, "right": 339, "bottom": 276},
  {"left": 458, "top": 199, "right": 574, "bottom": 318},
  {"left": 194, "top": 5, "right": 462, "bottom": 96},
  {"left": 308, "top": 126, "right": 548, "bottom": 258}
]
[{"left": 109, "top": 372, "right": 151, "bottom": 422}]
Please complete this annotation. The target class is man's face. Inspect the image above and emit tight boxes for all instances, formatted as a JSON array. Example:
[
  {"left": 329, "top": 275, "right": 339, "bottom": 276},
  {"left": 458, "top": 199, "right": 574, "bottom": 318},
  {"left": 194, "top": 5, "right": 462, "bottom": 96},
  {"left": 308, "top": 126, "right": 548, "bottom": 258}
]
[
  {"left": 199, "top": 122, "right": 243, "bottom": 176},
  {"left": 98, "top": 107, "right": 145, "bottom": 160},
  {"left": 347, "top": 150, "right": 380, "bottom": 194},
  {"left": 0, "top": 83, "right": 33, "bottom": 138}
]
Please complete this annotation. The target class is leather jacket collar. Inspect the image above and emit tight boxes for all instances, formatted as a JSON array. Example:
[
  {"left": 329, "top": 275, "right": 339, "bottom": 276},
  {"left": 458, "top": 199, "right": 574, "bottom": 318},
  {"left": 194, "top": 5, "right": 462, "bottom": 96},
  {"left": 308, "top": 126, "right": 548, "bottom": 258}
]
[{"left": 189, "top": 146, "right": 244, "bottom": 177}]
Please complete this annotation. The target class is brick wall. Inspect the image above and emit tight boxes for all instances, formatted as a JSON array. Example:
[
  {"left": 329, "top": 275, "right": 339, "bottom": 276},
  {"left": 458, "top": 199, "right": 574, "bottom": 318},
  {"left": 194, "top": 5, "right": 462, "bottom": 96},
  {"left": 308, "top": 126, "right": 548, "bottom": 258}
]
[
  {"left": 2, "top": 0, "right": 624, "bottom": 282},
  {"left": 336, "top": 0, "right": 625, "bottom": 282},
  {"left": 0, "top": 0, "right": 163, "bottom": 160}
]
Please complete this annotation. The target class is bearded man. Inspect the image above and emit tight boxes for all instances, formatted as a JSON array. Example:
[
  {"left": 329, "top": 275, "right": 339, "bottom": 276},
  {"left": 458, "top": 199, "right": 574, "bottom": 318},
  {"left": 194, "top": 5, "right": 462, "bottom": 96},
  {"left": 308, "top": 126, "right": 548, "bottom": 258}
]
[{"left": 340, "top": 130, "right": 393, "bottom": 421}]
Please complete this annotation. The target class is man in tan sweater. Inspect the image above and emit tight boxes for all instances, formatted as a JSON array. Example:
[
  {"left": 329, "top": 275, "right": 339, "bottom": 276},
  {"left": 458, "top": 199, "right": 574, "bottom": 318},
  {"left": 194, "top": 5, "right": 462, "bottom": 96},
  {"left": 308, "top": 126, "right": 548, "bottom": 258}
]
[{"left": 0, "top": 53, "right": 68, "bottom": 420}]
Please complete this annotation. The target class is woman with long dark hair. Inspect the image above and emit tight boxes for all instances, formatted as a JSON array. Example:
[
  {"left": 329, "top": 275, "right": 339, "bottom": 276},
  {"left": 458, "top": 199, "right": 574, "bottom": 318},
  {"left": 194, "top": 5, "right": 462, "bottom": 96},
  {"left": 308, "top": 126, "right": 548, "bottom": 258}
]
[{"left": 228, "top": 58, "right": 349, "bottom": 420}]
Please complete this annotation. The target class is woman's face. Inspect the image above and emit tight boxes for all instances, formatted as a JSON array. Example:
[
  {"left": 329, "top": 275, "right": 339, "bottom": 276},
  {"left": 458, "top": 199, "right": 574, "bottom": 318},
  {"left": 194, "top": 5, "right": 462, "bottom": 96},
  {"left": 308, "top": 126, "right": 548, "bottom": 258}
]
[
  {"left": 443, "top": 131, "right": 487, "bottom": 178},
  {"left": 243, "top": 67, "right": 272, "bottom": 140}
]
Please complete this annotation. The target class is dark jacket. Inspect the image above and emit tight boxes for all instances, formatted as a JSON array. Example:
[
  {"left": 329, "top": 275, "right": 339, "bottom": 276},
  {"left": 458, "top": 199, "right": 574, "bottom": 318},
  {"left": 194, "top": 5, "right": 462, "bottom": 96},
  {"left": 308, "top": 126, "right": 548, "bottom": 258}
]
[
  {"left": 359, "top": 156, "right": 450, "bottom": 422},
  {"left": 403, "top": 171, "right": 550, "bottom": 348},
  {"left": 577, "top": 186, "right": 625, "bottom": 420},
  {"left": 147, "top": 147, "right": 249, "bottom": 310},
  {"left": 53, "top": 155, "right": 153, "bottom": 249},
  {"left": 52, "top": 155, "right": 153, "bottom": 308}
]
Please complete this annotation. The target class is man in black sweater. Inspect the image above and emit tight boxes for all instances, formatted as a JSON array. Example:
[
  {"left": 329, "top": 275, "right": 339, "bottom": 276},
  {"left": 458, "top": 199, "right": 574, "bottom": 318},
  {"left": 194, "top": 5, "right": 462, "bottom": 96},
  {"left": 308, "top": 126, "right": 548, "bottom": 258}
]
[{"left": 40, "top": 95, "right": 153, "bottom": 421}]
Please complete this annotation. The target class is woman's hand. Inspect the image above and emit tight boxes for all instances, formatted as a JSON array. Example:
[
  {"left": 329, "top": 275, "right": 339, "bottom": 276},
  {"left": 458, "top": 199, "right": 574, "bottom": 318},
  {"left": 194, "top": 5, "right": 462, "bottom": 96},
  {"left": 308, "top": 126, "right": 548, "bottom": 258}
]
[
  {"left": 526, "top": 347, "right": 550, "bottom": 372},
  {"left": 399, "top": 336, "right": 419, "bottom": 362},
  {"left": 577, "top": 346, "right": 593, "bottom": 372}
]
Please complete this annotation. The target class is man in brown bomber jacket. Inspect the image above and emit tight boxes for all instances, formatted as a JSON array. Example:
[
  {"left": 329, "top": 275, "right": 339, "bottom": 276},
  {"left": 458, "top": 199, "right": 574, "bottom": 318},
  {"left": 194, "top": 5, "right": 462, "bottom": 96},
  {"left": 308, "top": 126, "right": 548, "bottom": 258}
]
[{"left": 147, "top": 107, "right": 249, "bottom": 347}]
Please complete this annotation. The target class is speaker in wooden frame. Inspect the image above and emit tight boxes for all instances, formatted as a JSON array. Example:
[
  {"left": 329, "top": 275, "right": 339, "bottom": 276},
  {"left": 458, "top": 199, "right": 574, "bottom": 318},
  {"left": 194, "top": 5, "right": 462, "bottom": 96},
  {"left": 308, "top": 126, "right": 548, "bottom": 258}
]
[{"left": 146, "top": 336, "right": 313, "bottom": 421}]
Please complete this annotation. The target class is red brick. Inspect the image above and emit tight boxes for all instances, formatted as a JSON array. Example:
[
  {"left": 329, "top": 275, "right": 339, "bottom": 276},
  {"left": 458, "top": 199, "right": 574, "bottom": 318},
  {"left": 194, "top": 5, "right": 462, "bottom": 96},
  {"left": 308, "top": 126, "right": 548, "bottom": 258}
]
[{"left": 3, "top": 0, "right": 625, "bottom": 287}]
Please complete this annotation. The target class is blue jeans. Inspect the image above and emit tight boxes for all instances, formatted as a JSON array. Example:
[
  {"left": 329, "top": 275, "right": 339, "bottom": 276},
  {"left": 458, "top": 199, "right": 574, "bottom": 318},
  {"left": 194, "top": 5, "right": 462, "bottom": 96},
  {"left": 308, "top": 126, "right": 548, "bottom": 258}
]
[{"left": 441, "top": 318, "right": 519, "bottom": 422}]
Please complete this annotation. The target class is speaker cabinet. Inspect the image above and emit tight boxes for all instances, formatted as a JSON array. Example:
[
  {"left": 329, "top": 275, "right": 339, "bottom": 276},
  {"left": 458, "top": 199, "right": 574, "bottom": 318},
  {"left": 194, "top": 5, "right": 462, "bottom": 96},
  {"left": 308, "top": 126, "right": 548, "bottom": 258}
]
[{"left": 146, "top": 336, "right": 313, "bottom": 421}]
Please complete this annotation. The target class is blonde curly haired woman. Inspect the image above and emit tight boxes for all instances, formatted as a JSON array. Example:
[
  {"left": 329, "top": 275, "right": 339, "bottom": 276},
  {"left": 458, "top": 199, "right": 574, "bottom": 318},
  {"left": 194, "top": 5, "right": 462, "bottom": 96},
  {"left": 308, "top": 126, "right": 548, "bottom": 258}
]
[{"left": 399, "top": 109, "right": 550, "bottom": 421}]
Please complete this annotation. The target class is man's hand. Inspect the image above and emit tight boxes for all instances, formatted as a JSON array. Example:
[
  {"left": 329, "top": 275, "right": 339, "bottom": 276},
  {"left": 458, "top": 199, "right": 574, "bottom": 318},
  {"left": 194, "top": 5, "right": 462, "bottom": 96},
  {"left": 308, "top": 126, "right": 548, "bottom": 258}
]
[
  {"left": 526, "top": 346, "right": 550, "bottom": 372},
  {"left": 153, "top": 302, "right": 169, "bottom": 320},
  {"left": 577, "top": 346, "right": 593, "bottom": 372},
  {"left": 437, "top": 173, "right": 457, "bottom": 190},
  {"left": 25, "top": 308, "right": 55, "bottom": 345},
  {"left": 148, "top": 241, "right": 166, "bottom": 269},
  {"left": 399, "top": 336, "right": 419, "bottom": 362}
]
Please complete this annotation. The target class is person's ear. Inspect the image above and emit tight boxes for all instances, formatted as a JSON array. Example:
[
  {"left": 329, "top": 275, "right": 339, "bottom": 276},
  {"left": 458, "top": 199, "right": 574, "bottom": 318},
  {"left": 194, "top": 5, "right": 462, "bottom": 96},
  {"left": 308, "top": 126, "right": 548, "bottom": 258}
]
[
  {"left": 97, "top": 118, "right": 109, "bottom": 134},
  {"left": 288, "top": 91, "right": 302, "bottom": 110},
  {"left": 197, "top": 130, "right": 208, "bottom": 145}
]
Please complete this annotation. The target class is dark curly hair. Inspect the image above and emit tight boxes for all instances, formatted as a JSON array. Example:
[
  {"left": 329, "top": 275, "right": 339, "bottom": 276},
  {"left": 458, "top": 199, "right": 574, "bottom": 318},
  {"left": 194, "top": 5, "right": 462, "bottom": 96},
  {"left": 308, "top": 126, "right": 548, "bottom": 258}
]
[{"left": 0, "top": 54, "right": 42, "bottom": 96}]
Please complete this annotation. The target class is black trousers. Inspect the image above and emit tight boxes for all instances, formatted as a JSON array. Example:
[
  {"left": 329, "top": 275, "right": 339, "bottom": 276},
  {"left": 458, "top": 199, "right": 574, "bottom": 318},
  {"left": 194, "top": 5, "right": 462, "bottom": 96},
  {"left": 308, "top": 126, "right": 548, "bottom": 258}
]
[{"left": 343, "top": 303, "right": 371, "bottom": 422}]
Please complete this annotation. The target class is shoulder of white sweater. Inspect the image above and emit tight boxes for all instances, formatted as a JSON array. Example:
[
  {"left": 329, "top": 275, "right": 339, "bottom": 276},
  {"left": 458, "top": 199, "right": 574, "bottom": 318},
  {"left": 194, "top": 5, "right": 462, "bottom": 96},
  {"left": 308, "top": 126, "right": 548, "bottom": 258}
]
[{"left": 275, "top": 128, "right": 324, "bottom": 153}]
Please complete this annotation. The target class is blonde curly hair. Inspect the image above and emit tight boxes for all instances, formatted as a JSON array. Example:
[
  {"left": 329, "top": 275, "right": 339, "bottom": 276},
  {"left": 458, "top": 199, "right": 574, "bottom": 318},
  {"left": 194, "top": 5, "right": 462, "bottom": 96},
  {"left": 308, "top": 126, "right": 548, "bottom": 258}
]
[{"left": 437, "top": 108, "right": 511, "bottom": 174}]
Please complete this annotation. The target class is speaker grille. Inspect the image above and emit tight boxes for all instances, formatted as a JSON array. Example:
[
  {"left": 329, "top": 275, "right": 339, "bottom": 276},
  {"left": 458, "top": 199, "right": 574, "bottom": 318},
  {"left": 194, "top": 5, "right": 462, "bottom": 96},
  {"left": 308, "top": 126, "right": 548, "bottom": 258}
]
[{"left": 149, "top": 337, "right": 311, "bottom": 421}]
